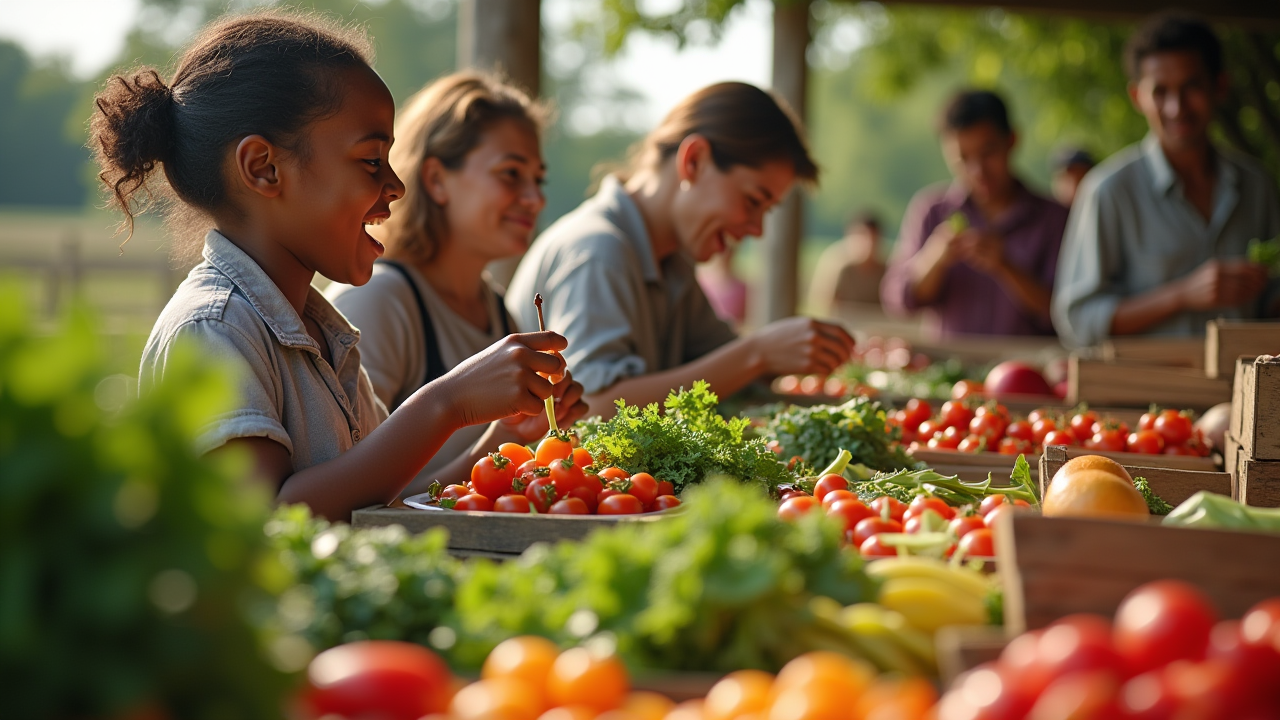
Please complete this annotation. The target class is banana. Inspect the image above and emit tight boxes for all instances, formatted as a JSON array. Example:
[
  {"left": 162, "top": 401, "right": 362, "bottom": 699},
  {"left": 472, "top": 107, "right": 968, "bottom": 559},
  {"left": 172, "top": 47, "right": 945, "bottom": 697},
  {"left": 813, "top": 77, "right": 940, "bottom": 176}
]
[
  {"left": 865, "top": 556, "right": 993, "bottom": 602},
  {"left": 844, "top": 603, "right": 937, "bottom": 668},
  {"left": 840, "top": 603, "right": 935, "bottom": 675},
  {"left": 877, "top": 576, "right": 988, "bottom": 633}
]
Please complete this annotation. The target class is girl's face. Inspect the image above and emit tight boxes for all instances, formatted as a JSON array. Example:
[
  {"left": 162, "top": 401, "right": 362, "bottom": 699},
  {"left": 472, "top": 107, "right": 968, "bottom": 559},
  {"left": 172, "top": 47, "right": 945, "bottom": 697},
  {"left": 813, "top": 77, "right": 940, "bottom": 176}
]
[
  {"left": 671, "top": 143, "right": 796, "bottom": 263},
  {"left": 277, "top": 65, "right": 405, "bottom": 285},
  {"left": 429, "top": 118, "right": 546, "bottom": 262}
]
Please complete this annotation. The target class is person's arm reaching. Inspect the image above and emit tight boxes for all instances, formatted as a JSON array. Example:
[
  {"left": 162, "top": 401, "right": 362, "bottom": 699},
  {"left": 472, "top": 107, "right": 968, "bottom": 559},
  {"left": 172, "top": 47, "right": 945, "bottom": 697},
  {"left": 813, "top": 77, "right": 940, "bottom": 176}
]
[
  {"left": 1109, "top": 259, "right": 1268, "bottom": 335},
  {"left": 955, "top": 230, "right": 1052, "bottom": 320}
]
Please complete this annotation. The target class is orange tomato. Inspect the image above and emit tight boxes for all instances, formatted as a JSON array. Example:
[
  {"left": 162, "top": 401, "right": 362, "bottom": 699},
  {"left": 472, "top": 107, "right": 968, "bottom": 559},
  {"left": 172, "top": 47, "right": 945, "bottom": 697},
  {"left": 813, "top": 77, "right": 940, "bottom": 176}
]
[
  {"left": 548, "top": 647, "right": 629, "bottom": 713},
  {"left": 571, "top": 447, "right": 595, "bottom": 469},
  {"left": 1042, "top": 468, "right": 1148, "bottom": 520},
  {"left": 450, "top": 677, "right": 545, "bottom": 720},
  {"left": 482, "top": 636, "right": 561, "bottom": 708},
  {"left": 537, "top": 706, "right": 598, "bottom": 720},
  {"left": 499, "top": 442, "right": 536, "bottom": 467},
  {"left": 704, "top": 670, "right": 774, "bottom": 720},
  {"left": 768, "top": 652, "right": 873, "bottom": 720},
  {"left": 620, "top": 691, "right": 676, "bottom": 720},
  {"left": 536, "top": 433, "right": 575, "bottom": 467},
  {"left": 663, "top": 700, "right": 706, "bottom": 720},
  {"left": 851, "top": 676, "right": 937, "bottom": 720},
  {"left": 599, "top": 467, "right": 631, "bottom": 482}
]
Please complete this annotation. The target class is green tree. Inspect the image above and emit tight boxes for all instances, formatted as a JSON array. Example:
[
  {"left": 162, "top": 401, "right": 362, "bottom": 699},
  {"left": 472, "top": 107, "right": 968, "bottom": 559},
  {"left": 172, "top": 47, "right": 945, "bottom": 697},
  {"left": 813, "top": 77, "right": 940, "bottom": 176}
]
[{"left": 0, "top": 42, "right": 90, "bottom": 208}]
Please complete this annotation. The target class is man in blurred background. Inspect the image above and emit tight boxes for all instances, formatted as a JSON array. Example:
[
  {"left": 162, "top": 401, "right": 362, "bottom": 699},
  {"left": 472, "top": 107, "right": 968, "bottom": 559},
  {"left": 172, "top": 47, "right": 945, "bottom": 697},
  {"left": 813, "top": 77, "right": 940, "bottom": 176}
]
[
  {"left": 881, "top": 89, "right": 1068, "bottom": 338},
  {"left": 808, "top": 210, "right": 886, "bottom": 315},
  {"left": 1052, "top": 12, "right": 1280, "bottom": 348},
  {"left": 1051, "top": 147, "right": 1096, "bottom": 207}
]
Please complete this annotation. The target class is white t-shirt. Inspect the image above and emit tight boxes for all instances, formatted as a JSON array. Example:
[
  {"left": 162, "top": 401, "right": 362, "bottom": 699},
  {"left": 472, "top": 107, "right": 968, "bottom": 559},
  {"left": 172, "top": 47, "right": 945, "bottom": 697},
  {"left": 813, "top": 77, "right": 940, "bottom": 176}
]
[{"left": 326, "top": 261, "right": 516, "bottom": 481}]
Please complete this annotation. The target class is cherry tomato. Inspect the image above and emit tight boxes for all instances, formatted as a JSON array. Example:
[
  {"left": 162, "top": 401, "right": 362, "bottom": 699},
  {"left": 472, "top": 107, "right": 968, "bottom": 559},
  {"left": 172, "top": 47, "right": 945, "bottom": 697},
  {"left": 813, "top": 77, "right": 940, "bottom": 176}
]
[
  {"left": 778, "top": 495, "right": 821, "bottom": 521},
  {"left": 1088, "top": 421, "right": 1128, "bottom": 453},
  {"left": 548, "top": 647, "right": 629, "bottom": 713},
  {"left": 950, "top": 514, "right": 987, "bottom": 539},
  {"left": 472, "top": 452, "right": 516, "bottom": 500},
  {"left": 957, "top": 435, "right": 987, "bottom": 453},
  {"left": 652, "top": 495, "right": 681, "bottom": 511},
  {"left": 1127, "top": 429, "right": 1165, "bottom": 455},
  {"left": 1164, "top": 443, "right": 1196, "bottom": 456},
  {"left": 858, "top": 534, "right": 898, "bottom": 558},
  {"left": 627, "top": 472, "right": 660, "bottom": 507},
  {"left": 598, "top": 467, "right": 630, "bottom": 483},
  {"left": 1031, "top": 417, "right": 1057, "bottom": 445},
  {"left": 525, "top": 476, "right": 560, "bottom": 513},
  {"left": 917, "top": 419, "right": 942, "bottom": 441},
  {"left": 1154, "top": 409, "right": 1193, "bottom": 446},
  {"left": 567, "top": 485, "right": 599, "bottom": 513},
  {"left": 454, "top": 493, "right": 494, "bottom": 512},
  {"left": 1005, "top": 420, "right": 1035, "bottom": 443},
  {"left": 494, "top": 494, "right": 532, "bottom": 514},
  {"left": 902, "top": 398, "right": 933, "bottom": 429},
  {"left": 852, "top": 517, "right": 903, "bottom": 547},
  {"left": 549, "top": 457, "right": 586, "bottom": 497},
  {"left": 303, "top": 641, "right": 453, "bottom": 720},
  {"left": 903, "top": 512, "right": 937, "bottom": 534},
  {"left": 813, "top": 473, "right": 849, "bottom": 502},
  {"left": 1034, "top": 615, "right": 1124, "bottom": 686},
  {"left": 780, "top": 489, "right": 811, "bottom": 502},
  {"left": 1207, "top": 619, "right": 1280, "bottom": 710},
  {"left": 704, "top": 670, "right": 773, "bottom": 720},
  {"left": 980, "top": 494, "right": 1009, "bottom": 516},
  {"left": 871, "top": 496, "right": 907, "bottom": 523},
  {"left": 1069, "top": 410, "right": 1099, "bottom": 443},
  {"left": 943, "top": 666, "right": 1034, "bottom": 720},
  {"left": 535, "top": 432, "right": 574, "bottom": 466},
  {"left": 958, "top": 528, "right": 994, "bottom": 557},
  {"left": 1162, "top": 658, "right": 1243, "bottom": 717},
  {"left": 821, "top": 489, "right": 857, "bottom": 508},
  {"left": 997, "top": 437, "right": 1031, "bottom": 455},
  {"left": 656, "top": 480, "right": 675, "bottom": 497},
  {"left": 1242, "top": 598, "right": 1280, "bottom": 647},
  {"left": 941, "top": 400, "right": 976, "bottom": 429},
  {"left": 1138, "top": 408, "right": 1160, "bottom": 432},
  {"left": 970, "top": 412, "right": 1008, "bottom": 442},
  {"left": 951, "top": 379, "right": 984, "bottom": 400},
  {"left": 597, "top": 488, "right": 622, "bottom": 505},
  {"left": 928, "top": 426, "right": 963, "bottom": 450},
  {"left": 1027, "top": 408, "right": 1051, "bottom": 424},
  {"left": 441, "top": 483, "right": 470, "bottom": 501},
  {"left": 497, "top": 442, "right": 535, "bottom": 466},
  {"left": 1091, "top": 419, "right": 1130, "bottom": 437},
  {"left": 826, "top": 498, "right": 875, "bottom": 533},
  {"left": 599, "top": 493, "right": 644, "bottom": 515},
  {"left": 909, "top": 495, "right": 956, "bottom": 520},
  {"left": 1114, "top": 580, "right": 1217, "bottom": 676},
  {"left": 569, "top": 446, "right": 592, "bottom": 467},
  {"left": 549, "top": 497, "right": 589, "bottom": 515},
  {"left": 1043, "top": 429, "right": 1077, "bottom": 447}
]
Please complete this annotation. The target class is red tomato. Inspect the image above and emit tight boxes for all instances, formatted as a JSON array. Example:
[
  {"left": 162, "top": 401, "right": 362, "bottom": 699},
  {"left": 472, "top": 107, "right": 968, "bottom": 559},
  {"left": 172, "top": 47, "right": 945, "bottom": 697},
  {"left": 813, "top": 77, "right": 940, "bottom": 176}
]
[
  {"left": 950, "top": 514, "right": 987, "bottom": 539},
  {"left": 1163, "top": 658, "right": 1246, "bottom": 717},
  {"left": 656, "top": 480, "right": 675, "bottom": 497},
  {"left": 493, "top": 494, "right": 531, "bottom": 514},
  {"left": 1091, "top": 419, "right": 1130, "bottom": 437},
  {"left": 441, "top": 484, "right": 470, "bottom": 501},
  {"left": 1138, "top": 409, "right": 1159, "bottom": 432},
  {"left": 1042, "top": 429, "right": 1077, "bottom": 447},
  {"left": 971, "top": 413, "right": 1008, "bottom": 442},
  {"left": 302, "top": 641, "right": 453, "bottom": 720},
  {"left": 1027, "top": 671, "right": 1123, "bottom": 720},
  {"left": 1034, "top": 614, "right": 1123, "bottom": 682},
  {"left": 1069, "top": 411, "right": 1099, "bottom": 443},
  {"left": 826, "top": 499, "right": 874, "bottom": 533},
  {"left": 1242, "top": 598, "right": 1280, "bottom": 647},
  {"left": 599, "top": 493, "right": 643, "bottom": 515},
  {"left": 525, "top": 476, "right": 559, "bottom": 513},
  {"left": 1089, "top": 425, "right": 1127, "bottom": 453},
  {"left": 471, "top": 453, "right": 516, "bottom": 501},
  {"left": 1127, "top": 429, "right": 1165, "bottom": 455},
  {"left": 1207, "top": 619, "right": 1280, "bottom": 711},
  {"left": 627, "top": 472, "right": 660, "bottom": 507},
  {"left": 567, "top": 485, "right": 599, "bottom": 513},
  {"left": 1005, "top": 420, "right": 1035, "bottom": 443},
  {"left": 909, "top": 495, "right": 956, "bottom": 520},
  {"left": 858, "top": 534, "right": 898, "bottom": 558},
  {"left": 549, "top": 497, "right": 589, "bottom": 515},
  {"left": 941, "top": 665, "right": 1035, "bottom": 720},
  {"left": 903, "top": 398, "right": 933, "bottom": 429},
  {"left": 497, "top": 442, "right": 535, "bottom": 467},
  {"left": 852, "top": 517, "right": 903, "bottom": 547},
  {"left": 957, "top": 434, "right": 987, "bottom": 453},
  {"left": 1027, "top": 408, "right": 1051, "bottom": 424},
  {"left": 454, "top": 494, "right": 493, "bottom": 512},
  {"left": 597, "top": 488, "right": 622, "bottom": 505},
  {"left": 997, "top": 437, "right": 1031, "bottom": 455},
  {"left": 820, "top": 489, "right": 858, "bottom": 508},
  {"left": 980, "top": 494, "right": 1009, "bottom": 516},
  {"left": 1118, "top": 670, "right": 1178, "bottom": 719},
  {"left": 813, "top": 473, "right": 849, "bottom": 502},
  {"left": 777, "top": 495, "right": 820, "bottom": 521},
  {"left": 951, "top": 379, "right": 984, "bottom": 400},
  {"left": 1114, "top": 580, "right": 1217, "bottom": 676},
  {"left": 780, "top": 489, "right": 811, "bottom": 502},
  {"left": 598, "top": 467, "right": 630, "bottom": 482},
  {"left": 928, "top": 426, "right": 963, "bottom": 450},
  {"left": 652, "top": 495, "right": 681, "bottom": 511},
  {"left": 998, "top": 630, "right": 1050, "bottom": 697},
  {"left": 1031, "top": 418, "right": 1057, "bottom": 445},
  {"left": 549, "top": 457, "right": 586, "bottom": 496},
  {"left": 871, "top": 496, "right": 907, "bottom": 523},
  {"left": 940, "top": 400, "right": 976, "bottom": 429},
  {"left": 535, "top": 432, "right": 574, "bottom": 466},
  {"left": 1154, "top": 410, "right": 1193, "bottom": 446},
  {"left": 958, "top": 528, "right": 995, "bottom": 557},
  {"left": 916, "top": 419, "right": 942, "bottom": 441},
  {"left": 1163, "top": 443, "right": 1195, "bottom": 456}
]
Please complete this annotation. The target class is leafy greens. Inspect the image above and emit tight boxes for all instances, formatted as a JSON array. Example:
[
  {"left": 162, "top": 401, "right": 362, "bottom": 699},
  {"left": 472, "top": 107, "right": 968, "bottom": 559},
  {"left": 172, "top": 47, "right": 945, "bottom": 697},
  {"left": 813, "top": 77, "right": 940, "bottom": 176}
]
[{"left": 764, "top": 397, "right": 915, "bottom": 474}]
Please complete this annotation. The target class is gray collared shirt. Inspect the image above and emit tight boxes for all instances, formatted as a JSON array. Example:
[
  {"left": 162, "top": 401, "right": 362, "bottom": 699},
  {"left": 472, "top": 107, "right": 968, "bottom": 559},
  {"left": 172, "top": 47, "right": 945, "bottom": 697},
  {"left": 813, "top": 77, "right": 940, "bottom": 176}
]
[
  {"left": 1052, "top": 135, "right": 1280, "bottom": 347},
  {"left": 506, "top": 175, "right": 738, "bottom": 395},
  {"left": 139, "top": 230, "right": 387, "bottom": 473}
]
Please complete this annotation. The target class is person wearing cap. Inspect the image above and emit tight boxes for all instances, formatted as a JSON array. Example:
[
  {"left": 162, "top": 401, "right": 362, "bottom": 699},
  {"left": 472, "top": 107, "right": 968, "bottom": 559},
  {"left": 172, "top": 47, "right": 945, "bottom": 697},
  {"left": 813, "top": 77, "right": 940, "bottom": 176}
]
[
  {"left": 1052, "top": 13, "right": 1280, "bottom": 348},
  {"left": 1052, "top": 148, "right": 1096, "bottom": 207},
  {"left": 881, "top": 89, "right": 1069, "bottom": 338}
]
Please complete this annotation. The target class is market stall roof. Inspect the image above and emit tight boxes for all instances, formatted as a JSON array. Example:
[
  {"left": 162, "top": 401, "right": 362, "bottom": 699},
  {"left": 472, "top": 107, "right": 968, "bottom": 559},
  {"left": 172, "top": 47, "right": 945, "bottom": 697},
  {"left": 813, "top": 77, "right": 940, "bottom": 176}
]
[{"left": 879, "top": 0, "right": 1279, "bottom": 24}]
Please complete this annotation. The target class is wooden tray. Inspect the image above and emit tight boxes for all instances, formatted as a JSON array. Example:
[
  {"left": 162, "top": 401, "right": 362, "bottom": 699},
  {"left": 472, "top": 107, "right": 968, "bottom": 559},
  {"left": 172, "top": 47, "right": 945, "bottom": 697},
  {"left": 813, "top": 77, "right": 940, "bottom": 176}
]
[
  {"left": 1067, "top": 356, "right": 1230, "bottom": 410},
  {"left": 1038, "top": 445, "right": 1228, "bottom": 506},
  {"left": 1100, "top": 336, "right": 1205, "bottom": 369},
  {"left": 353, "top": 496, "right": 679, "bottom": 555},
  {"left": 1231, "top": 355, "right": 1280, "bottom": 461},
  {"left": 993, "top": 510, "right": 1280, "bottom": 635},
  {"left": 1205, "top": 320, "right": 1280, "bottom": 379}
]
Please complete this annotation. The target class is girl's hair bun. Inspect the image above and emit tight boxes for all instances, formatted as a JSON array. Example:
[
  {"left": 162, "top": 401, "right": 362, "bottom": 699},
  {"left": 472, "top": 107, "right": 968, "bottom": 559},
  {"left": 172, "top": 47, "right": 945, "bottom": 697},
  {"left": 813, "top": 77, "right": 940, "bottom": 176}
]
[{"left": 91, "top": 68, "right": 177, "bottom": 237}]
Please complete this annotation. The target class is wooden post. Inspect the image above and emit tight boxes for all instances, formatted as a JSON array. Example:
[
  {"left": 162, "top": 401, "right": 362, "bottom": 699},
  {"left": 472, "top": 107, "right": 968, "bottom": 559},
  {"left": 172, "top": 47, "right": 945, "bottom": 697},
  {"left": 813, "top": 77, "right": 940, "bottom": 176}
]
[{"left": 757, "top": 0, "right": 810, "bottom": 324}]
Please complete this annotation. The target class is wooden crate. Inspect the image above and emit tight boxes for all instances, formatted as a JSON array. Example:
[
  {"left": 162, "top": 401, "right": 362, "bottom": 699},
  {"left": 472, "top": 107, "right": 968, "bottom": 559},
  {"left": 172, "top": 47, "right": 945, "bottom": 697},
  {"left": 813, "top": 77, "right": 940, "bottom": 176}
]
[
  {"left": 1101, "top": 336, "right": 1204, "bottom": 369},
  {"left": 993, "top": 511, "right": 1280, "bottom": 634},
  {"left": 352, "top": 499, "right": 676, "bottom": 556},
  {"left": 1205, "top": 320, "right": 1280, "bottom": 379},
  {"left": 1038, "top": 445, "right": 1228, "bottom": 507},
  {"left": 1235, "top": 457, "right": 1280, "bottom": 508},
  {"left": 1230, "top": 355, "right": 1280, "bottom": 461},
  {"left": 913, "top": 445, "right": 1215, "bottom": 492},
  {"left": 934, "top": 626, "right": 1009, "bottom": 686},
  {"left": 1067, "top": 355, "right": 1230, "bottom": 410}
]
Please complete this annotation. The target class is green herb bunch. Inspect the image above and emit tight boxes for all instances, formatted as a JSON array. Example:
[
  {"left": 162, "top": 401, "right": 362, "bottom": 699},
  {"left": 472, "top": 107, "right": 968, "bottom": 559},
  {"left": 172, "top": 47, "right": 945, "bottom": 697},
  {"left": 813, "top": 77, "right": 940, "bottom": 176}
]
[
  {"left": 578, "top": 381, "right": 792, "bottom": 493},
  {"left": 447, "top": 479, "right": 878, "bottom": 673},
  {"left": 0, "top": 289, "right": 290, "bottom": 720},
  {"left": 1133, "top": 477, "right": 1173, "bottom": 516},
  {"left": 764, "top": 397, "right": 914, "bottom": 474}
]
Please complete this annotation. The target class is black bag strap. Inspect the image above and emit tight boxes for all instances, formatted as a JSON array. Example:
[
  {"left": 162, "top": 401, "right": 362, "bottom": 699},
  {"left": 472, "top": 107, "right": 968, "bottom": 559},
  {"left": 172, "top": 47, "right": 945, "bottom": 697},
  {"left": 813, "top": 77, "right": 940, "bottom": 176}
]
[
  {"left": 494, "top": 291, "right": 512, "bottom": 336},
  {"left": 377, "top": 259, "right": 446, "bottom": 388}
]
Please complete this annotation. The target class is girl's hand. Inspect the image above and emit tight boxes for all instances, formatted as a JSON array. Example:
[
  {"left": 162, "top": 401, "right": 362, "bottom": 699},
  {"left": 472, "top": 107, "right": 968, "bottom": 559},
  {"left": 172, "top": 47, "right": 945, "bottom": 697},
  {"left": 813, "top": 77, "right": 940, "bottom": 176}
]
[
  {"left": 435, "top": 331, "right": 568, "bottom": 427},
  {"left": 496, "top": 372, "right": 590, "bottom": 442}
]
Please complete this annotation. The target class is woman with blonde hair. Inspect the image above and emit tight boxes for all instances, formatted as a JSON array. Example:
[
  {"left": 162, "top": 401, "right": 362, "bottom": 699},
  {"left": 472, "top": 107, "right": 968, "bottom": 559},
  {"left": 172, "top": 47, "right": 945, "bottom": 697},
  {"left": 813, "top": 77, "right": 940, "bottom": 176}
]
[
  {"left": 328, "top": 72, "right": 586, "bottom": 492},
  {"left": 507, "top": 82, "right": 856, "bottom": 414}
]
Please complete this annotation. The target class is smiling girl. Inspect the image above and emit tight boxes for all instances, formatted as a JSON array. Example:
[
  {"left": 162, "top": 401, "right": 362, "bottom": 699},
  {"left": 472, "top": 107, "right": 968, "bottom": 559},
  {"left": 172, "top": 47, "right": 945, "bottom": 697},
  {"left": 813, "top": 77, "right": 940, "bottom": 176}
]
[
  {"left": 507, "top": 82, "right": 856, "bottom": 414},
  {"left": 327, "top": 72, "right": 588, "bottom": 491},
  {"left": 92, "top": 12, "right": 577, "bottom": 520}
]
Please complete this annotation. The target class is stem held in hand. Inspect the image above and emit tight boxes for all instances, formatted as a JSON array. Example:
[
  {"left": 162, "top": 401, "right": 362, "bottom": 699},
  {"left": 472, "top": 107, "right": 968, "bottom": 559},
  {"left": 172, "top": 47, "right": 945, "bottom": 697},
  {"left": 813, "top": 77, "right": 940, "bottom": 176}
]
[{"left": 534, "top": 293, "right": 560, "bottom": 433}]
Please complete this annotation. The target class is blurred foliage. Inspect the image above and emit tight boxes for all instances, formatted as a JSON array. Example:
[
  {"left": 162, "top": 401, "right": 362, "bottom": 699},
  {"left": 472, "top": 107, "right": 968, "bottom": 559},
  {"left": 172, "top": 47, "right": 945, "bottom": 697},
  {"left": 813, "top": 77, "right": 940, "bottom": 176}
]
[
  {"left": 0, "top": 42, "right": 91, "bottom": 207},
  {"left": 0, "top": 284, "right": 293, "bottom": 718}
]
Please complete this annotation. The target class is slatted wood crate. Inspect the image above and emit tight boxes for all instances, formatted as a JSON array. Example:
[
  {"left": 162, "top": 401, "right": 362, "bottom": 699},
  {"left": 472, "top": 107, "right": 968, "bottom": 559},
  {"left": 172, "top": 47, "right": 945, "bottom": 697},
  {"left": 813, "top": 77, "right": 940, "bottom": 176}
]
[
  {"left": 1038, "top": 445, "right": 1229, "bottom": 506},
  {"left": 1067, "top": 355, "right": 1231, "bottom": 410},
  {"left": 1226, "top": 355, "right": 1280, "bottom": 507},
  {"left": 913, "top": 444, "right": 1216, "bottom": 489},
  {"left": 1205, "top": 320, "right": 1280, "bottom": 379}
]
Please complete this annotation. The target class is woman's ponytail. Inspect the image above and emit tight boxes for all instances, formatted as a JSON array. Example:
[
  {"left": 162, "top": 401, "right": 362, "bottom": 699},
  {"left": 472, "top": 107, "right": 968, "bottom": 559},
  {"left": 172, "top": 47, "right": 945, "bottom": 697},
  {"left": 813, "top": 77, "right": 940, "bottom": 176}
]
[{"left": 90, "top": 68, "right": 176, "bottom": 239}]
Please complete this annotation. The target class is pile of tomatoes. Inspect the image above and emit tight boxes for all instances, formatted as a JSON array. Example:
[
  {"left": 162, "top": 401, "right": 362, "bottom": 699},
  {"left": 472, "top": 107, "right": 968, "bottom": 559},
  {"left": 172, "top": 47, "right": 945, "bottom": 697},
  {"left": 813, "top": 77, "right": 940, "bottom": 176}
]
[
  {"left": 436, "top": 433, "right": 680, "bottom": 516},
  {"left": 891, "top": 399, "right": 1212, "bottom": 458},
  {"left": 938, "top": 580, "right": 1280, "bottom": 719},
  {"left": 775, "top": 471, "right": 1028, "bottom": 559}
]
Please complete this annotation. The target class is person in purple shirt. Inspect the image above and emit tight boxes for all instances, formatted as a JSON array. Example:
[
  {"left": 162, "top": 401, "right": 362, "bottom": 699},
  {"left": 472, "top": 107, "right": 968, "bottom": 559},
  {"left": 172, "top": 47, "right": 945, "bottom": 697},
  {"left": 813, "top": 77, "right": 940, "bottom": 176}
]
[{"left": 881, "top": 89, "right": 1069, "bottom": 338}]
